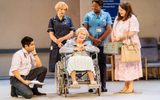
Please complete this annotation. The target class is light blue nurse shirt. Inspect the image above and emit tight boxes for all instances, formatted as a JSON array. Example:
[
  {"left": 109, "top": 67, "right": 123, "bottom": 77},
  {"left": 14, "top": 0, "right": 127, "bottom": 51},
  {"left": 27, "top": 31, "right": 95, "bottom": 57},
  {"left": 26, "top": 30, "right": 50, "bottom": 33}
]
[{"left": 83, "top": 10, "right": 112, "bottom": 46}]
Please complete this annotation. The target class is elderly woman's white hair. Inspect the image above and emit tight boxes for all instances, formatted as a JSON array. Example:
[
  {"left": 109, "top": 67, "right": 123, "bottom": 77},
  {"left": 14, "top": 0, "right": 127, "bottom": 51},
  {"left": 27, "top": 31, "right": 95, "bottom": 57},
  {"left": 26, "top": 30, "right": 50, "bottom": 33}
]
[
  {"left": 75, "top": 27, "right": 89, "bottom": 37},
  {"left": 55, "top": 1, "right": 68, "bottom": 11}
]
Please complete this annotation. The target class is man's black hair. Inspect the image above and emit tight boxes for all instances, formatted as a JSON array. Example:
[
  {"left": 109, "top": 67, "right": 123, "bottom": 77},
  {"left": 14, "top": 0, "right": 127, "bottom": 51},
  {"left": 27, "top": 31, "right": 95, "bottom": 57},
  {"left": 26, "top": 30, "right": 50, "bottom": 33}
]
[
  {"left": 92, "top": 0, "right": 103, "bottom": 7},
  {"left": 21, "top": 36, "right": 33, "bottom": 47}
]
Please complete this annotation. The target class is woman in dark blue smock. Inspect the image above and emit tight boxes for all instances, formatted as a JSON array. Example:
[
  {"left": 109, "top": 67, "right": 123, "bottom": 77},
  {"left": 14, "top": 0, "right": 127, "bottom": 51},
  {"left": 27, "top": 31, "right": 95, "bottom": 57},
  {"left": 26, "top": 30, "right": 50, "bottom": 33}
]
[{"left": 47, "top": 1, "right": 75, "bottom": 72}]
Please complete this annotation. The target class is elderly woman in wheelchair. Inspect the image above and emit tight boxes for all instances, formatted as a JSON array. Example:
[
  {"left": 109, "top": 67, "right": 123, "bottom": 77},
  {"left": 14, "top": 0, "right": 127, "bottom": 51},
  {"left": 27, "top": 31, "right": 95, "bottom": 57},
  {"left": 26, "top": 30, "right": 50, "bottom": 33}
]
[{"left": 59, "top": 27, "right": 100, "bottom": 87}]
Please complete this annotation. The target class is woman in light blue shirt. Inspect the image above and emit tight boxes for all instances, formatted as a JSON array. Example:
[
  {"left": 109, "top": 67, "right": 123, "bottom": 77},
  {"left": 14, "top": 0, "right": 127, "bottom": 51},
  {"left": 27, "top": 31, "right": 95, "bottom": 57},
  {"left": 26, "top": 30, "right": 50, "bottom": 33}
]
[{"left": 83, "top": 0, "right": 112, "bottom": 92}]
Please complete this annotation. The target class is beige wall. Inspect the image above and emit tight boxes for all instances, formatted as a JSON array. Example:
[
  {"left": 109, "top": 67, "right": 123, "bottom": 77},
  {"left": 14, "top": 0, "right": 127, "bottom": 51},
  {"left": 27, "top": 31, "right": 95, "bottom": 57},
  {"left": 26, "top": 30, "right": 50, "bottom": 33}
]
[{"left": 80, "top": 0, "right": 92, "bottom": 26}]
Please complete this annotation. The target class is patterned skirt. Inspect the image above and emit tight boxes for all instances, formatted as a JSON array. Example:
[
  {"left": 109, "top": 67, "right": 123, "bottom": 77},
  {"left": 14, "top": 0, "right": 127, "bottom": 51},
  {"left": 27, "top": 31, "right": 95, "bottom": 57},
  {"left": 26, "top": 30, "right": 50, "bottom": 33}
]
[
  {"left": 114, "top": 55, "right": 143, "bottom": 81},
  {"left": 67, "top": 55, "right": 95, "bottom": 75}
]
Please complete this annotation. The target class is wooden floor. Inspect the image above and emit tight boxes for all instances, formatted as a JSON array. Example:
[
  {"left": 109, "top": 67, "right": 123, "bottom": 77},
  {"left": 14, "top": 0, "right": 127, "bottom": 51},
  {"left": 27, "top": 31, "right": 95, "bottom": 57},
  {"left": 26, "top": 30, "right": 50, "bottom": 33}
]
[{"left": 1, "top": 78, "right": 160, "bottom": 100}]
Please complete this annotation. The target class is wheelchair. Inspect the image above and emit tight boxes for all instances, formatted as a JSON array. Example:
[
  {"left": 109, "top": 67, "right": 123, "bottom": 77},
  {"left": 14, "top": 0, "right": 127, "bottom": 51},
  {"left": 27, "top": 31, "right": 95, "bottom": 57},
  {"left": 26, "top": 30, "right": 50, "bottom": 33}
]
[{"left": 55, "top": 52, "right": 101, "bottom": 97}]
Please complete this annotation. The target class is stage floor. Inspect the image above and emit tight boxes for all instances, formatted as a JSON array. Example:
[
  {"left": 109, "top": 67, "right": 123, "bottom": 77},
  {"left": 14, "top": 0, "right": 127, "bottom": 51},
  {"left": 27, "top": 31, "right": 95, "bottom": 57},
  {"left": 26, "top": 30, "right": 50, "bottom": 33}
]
[{"left": 0, "top": 78, "right": 160, "bottom": 100}]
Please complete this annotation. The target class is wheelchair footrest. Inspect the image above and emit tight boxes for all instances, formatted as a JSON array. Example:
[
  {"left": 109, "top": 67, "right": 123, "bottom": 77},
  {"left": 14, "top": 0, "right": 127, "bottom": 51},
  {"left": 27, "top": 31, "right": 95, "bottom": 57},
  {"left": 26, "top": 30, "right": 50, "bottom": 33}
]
[
  {"left": 69, "top": 85, "right": 81, "bottom": 89},
  {"left": 88, "top": 84, "right": 100, "bottom": 89}
]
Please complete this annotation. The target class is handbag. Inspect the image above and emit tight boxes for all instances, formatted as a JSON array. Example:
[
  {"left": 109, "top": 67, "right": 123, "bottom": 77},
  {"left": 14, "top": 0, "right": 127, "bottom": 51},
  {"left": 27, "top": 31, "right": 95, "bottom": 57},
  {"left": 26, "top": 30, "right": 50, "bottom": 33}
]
[
  {"left": 121, "top": 43, "right": 141, "bottom": 63},
  {"left": 104, "top": 42, "right": 123, "bottom": 54},
  {"left": 120, "top": 18, "right": 141, "bottom": 62}
]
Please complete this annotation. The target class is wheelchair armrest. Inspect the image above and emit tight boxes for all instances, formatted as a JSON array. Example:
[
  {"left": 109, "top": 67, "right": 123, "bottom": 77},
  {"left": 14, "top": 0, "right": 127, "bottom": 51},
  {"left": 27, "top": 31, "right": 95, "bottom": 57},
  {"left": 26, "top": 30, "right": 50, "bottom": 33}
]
[
  {"left": 90, "top": 52, "right": 98, "bottom": 59},
  {"left": 60, "top": 52, "right": 74, "bottom": 60}
]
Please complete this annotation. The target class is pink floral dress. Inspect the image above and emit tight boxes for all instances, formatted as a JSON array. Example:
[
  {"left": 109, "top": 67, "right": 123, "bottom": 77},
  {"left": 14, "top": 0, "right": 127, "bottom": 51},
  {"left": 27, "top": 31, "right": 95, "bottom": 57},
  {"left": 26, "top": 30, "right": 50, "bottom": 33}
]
[{"left": 112, "top": 15, "right": 143, "bottom": 81}]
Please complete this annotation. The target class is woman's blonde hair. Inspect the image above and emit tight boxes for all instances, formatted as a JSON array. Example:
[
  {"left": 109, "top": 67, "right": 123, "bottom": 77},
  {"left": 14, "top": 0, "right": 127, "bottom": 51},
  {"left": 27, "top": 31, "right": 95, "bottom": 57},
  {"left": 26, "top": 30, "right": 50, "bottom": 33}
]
[
  {"left": 55, "top": 1, "right": 68, "bottom": 11},
  {"left": 75, "top": 27, "right": 89, "bottom": 37}
]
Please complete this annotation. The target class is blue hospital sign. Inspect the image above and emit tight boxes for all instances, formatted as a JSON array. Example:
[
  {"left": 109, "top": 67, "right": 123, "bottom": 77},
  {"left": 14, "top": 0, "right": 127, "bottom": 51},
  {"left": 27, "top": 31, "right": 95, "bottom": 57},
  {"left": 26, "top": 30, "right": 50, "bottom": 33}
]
[{"left": 102, "top": 0, "right": 120, "bottom": 22}]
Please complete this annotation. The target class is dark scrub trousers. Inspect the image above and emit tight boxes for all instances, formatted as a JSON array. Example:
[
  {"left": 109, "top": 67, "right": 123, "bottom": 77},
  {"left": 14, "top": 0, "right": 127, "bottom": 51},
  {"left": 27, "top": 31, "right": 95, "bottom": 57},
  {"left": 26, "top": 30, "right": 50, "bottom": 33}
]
[
  {"left": 47, "top": 15, "right": 75, "bottom": 72},
  {"left": 10, "top": 67, "right": 47, "bottom": 99}
]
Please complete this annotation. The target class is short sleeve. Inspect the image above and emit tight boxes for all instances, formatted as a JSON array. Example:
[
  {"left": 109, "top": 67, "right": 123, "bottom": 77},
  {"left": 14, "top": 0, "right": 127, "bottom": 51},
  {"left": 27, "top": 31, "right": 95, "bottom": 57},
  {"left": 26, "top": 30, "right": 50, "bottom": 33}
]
[
  {"left": 106, "top": 12, "right": 112, "bottom": 25},
  {"left": 10, "top": 54, "right": 21, "bottom": 72},
  {"left": 47, "top": 17, "right": 54, "bottom": 32},
  {"left": 112, "top": 16, "right": 118, "bottom": 28},
  {"left": 68, "top": 17, "right": 75, "bottom": 32},
  {"left": 82, "top": 13, "right": 89, "bottom": 25},
  {"left": 129, "top": 15, "right": 139, "bottom": 32}
]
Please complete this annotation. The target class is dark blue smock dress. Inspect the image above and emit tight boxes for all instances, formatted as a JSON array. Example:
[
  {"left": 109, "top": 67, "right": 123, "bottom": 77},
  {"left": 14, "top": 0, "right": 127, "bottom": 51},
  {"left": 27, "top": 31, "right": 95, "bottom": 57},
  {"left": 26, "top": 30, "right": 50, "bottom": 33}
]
[{"left": 47, "top": 15, "right": 75, "bottom": 72}]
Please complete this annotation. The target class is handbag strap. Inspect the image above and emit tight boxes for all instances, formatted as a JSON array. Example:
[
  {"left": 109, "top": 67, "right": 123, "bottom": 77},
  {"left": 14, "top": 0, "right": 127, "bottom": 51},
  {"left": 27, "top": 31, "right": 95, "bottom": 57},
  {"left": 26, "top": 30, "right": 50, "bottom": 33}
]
[{"left": 126, "top": 18, "right": 135, "bottom": 45}]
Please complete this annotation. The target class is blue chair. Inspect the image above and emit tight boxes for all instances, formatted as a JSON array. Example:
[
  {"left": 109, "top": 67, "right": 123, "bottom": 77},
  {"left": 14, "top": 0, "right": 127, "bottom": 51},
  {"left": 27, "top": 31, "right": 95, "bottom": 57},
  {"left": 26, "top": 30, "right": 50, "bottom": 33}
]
[{"left": 140, "top": 37, "right": 160, "bottom": 80}]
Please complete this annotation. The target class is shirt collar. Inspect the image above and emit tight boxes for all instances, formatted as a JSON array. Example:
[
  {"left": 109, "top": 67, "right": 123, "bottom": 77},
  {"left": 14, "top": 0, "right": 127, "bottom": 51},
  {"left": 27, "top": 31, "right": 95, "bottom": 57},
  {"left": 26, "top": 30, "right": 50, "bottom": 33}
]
[
  {"left": 55, "top": 15, "right": 65, "bottom": 22},
  {"left": 22, "top": 48, "right": 31, "bottom": 55},
  {"left": 92, "top": 9, "right": 103, "bottom": 17}
]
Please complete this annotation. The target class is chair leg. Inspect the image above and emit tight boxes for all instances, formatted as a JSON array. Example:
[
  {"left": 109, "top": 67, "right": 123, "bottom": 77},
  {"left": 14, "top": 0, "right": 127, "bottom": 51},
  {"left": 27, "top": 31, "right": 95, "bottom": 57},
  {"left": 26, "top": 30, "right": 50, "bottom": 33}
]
[
  {"left": 158, "top": 67, "right": 160, "bottom": 79},
  {"left": 145, "top": 58, "right": 148, "bottom": 80},
  {"left": 145, "top": 66, "right": 147, "bottom": 80},
  {"left": 111, "top": 55, "right": 114, "bottom": 81}
]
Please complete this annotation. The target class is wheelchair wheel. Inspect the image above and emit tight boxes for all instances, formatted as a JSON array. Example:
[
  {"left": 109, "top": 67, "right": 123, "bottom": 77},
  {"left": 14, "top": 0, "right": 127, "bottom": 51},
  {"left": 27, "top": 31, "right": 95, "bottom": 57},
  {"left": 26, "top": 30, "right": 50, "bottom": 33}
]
[
  {"left": 97, "top": 88, "right": 101, "bottom": 96},
  {"left": 64, "top": 86, "right": 68, "bottom": 97},
  {"left": 55, "top": 61, "right": 64, "bottom": 95},
  {"left": 94, "top": 64, "right": 101, "bottom": 96},
  {"left": 94, "top": 64, "right": 101, "bottom": 85}
]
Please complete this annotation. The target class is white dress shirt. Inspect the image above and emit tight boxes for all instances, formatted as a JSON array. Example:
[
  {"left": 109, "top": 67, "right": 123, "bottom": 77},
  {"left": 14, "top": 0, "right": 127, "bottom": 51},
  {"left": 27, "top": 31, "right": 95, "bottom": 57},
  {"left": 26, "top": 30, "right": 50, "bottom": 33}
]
[{"left": 9, "top": 48, "right": 36, "bottom": 76}]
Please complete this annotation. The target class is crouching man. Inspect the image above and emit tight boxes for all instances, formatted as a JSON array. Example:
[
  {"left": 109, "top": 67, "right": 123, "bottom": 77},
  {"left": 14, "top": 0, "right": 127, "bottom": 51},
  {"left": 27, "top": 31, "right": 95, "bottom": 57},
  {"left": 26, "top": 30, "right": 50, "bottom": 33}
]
[{"left": 9, "top": 36, "right": 47, "bottom": 99}]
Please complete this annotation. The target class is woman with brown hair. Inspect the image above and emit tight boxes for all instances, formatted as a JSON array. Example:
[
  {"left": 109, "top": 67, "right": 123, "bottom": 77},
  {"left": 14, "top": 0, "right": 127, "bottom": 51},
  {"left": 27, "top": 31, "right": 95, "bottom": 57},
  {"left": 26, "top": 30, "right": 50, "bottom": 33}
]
[{"left": 111, "top": 1, "right": 142, "bottom": 93}]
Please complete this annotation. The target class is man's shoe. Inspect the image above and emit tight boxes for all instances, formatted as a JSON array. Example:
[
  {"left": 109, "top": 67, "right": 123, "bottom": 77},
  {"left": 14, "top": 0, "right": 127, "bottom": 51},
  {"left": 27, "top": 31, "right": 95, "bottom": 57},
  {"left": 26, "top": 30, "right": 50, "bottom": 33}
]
[
  {"left": 32, "top": 88, "right": 46, "bottom": 96},
  {"left": 33, "top": 91, "right": 46, "bottom": 96},
  {"left": 101, "top": 87, "right": 108, "bottom": 92},
  {"left": 11, "top": 86, "right": 18, "bottom": 97},
  {"left": 88, "top": 89, "right": 93, "bottom": 92}
]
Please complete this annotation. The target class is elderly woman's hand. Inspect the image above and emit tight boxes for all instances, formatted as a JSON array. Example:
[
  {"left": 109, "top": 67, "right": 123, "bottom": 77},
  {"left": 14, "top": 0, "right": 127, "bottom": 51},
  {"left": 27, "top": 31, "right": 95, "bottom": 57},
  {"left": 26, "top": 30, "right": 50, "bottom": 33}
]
[
  {"left": 74, "top": 44, "right": 85, "bottom": 52},
  {"left": 79, "top": 45, "right": 85, "bottom": 51},
  {"left": 74, "top": 47, "right": 80, "bottom": 51}
]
